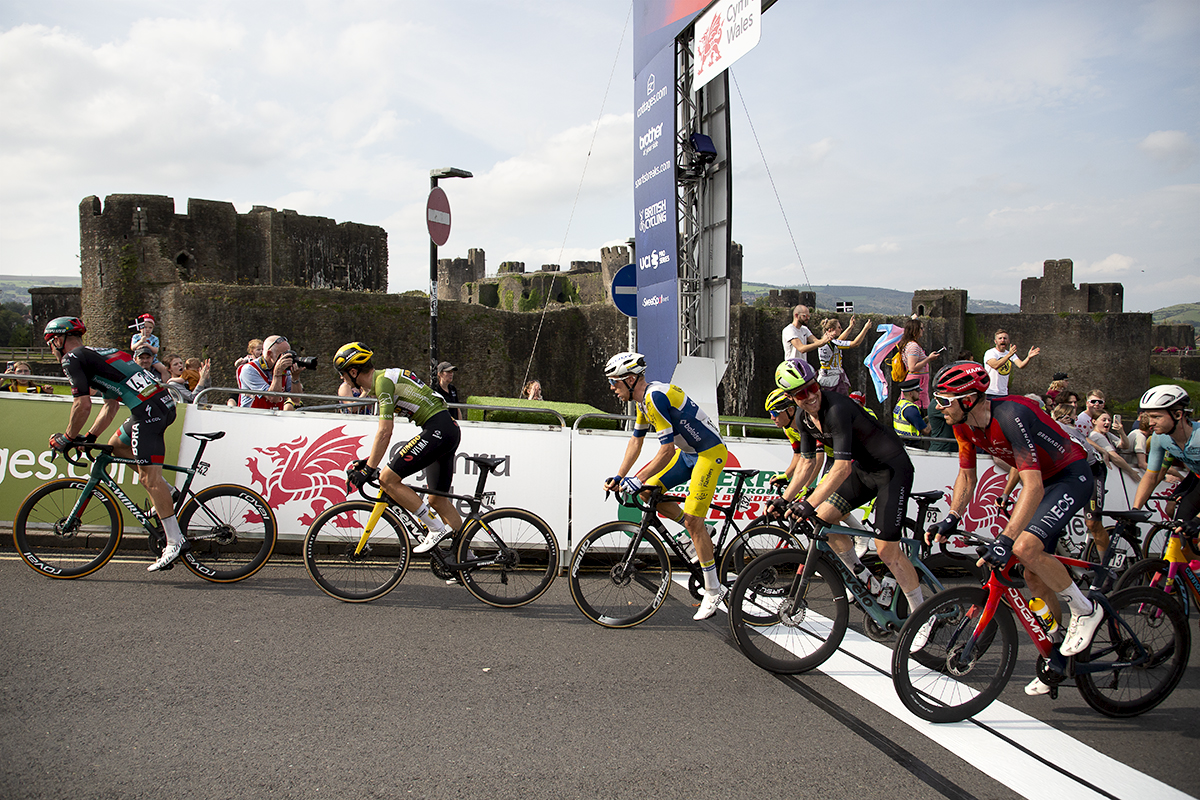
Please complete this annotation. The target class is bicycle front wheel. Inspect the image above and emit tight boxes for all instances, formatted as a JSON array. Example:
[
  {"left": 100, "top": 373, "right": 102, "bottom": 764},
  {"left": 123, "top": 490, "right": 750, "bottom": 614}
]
[
  {"left": 456, "top": 508, "right": 558, "bottom": 608},
  {"left": 1075, "top": 586, "right": 1191, "bottom": 718},
  {"left": 178, "top": 485, "right": 277, "bottom": 582},
  {"left": 891, "top": 587, "right": 1018, "bottom": 723},
  {"left": 303, "top": 501, "right": 412, "bottom": 602},
  {"left": 13, "top": 479, "right": 123, "bottom": 579},
  {"left": 568, "top": 521, "right": 671, "bottom": 628},
  {"left": 717, "top": 523, "right": 800, "bottom": 588},
  {"left": 727, "top": 550, "right": 849, "bottom": 674}
]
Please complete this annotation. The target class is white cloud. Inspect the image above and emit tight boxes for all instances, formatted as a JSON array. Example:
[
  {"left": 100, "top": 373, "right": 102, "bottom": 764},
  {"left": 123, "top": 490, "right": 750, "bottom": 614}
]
[
  {"left": 1076, "top": 253, "right": 1139, "bottom": 278},
  {"left": 852, "top": 242, "right": 899, "bottom": 254},
  {"left": 1138, "top": 131, "right": 1197, "bottom": 173}
]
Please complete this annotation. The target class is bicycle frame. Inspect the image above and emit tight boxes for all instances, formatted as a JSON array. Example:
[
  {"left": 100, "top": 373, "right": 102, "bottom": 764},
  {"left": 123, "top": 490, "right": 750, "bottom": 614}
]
[{"left": 1157, "top": 534, "right": 1200, "bottom": 610}]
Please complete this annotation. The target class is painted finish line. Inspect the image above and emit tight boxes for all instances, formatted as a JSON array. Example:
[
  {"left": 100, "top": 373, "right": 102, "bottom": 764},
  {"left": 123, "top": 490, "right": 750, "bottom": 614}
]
[{"left": 673, "top": 576, "right": 1195, "bottom": 800}]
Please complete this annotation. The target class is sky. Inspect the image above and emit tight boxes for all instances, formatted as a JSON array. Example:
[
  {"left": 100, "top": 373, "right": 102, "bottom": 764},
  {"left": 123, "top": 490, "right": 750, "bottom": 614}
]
[{"left": 1, "top": 1, "right": 1197, "bottom": 312}]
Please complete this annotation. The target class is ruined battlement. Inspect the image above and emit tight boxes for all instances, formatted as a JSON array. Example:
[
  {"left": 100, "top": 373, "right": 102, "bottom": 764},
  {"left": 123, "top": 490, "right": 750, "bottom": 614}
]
[{"left": 1020, "top": 258, "right": 1123, "bottom": 314}]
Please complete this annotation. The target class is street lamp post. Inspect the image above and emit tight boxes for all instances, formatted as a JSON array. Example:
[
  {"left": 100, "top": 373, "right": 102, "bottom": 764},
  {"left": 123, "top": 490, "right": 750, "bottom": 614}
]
[{"left": 428, "top": 167, "right": 472, "bottom": 380}]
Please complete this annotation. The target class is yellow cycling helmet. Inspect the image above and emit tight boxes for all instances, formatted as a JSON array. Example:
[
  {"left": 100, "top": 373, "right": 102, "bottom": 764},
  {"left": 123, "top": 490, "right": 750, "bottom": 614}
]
[
  {"left": 765, "top": 388, "right": 796, "bottom": 414},
  {"left": 334, "top": 342, "right": 374, "bottom": 373}
]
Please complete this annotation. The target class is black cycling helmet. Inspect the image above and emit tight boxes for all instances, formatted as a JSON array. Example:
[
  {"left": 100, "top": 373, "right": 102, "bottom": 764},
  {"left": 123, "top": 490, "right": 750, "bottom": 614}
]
[
  {"left": 44, "top": 316, "right": 86, "bottom": 342},
  {"left": 334, "top": 342, "right": 374, "bottom": 373}
]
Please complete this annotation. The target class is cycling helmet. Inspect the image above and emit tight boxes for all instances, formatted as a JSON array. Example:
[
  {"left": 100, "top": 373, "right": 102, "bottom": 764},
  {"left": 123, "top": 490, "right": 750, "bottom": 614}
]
[
  {"left": 764, "top": 388, "right": 796, "bottom": 414},
  {"left": 43, "top": 316, "right": 86, "bottom": 342},
  {"left": 604, "top": 351, "right": 647, "bottom": 379},
  {"left": 1139, "top": 385, "right": 1189, "bottom": 413},
  {"left": 933, "top": 361, "right": 990, "bottom": 396},
  {"left": 775, "top": 358, "right": 817, "bottom": 392},
  {"left": 333, "top": 342, "right": 374, "bottom": 373}
]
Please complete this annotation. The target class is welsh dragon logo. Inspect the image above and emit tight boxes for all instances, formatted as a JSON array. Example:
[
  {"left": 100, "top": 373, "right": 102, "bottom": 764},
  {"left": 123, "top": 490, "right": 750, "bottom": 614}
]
[
  {"left": 696, "top": 12, "right": 723, "bottom": 74},
  {"left": 246, "top": 426, "right": 365, "bottom": 526}
]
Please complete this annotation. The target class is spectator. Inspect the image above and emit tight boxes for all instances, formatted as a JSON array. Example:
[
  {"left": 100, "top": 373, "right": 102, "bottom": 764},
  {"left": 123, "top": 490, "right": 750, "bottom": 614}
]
[
  {"left": 897, "top": 317, "right": 940, "bottom": 409},
  {"left": 1075, "top": 389, "right": 1106, "bottom": 439},
  {"left": 926, "top": 387, "right": 957, "bottom": 454},
  {"left": 133, "top": 347, "right": 161, "bottom": 380},
  {"left": 1088, "top": 411, "right": 1141, "bottom": 482},
  {"left": 166, "top": 357, "right": 212, "bottom": 404},
  {"left": 431, "top": 361, "right": 460, "bottom": 420},
  {"left": 521, "top": 379, "right": 544, "bottom": 400},
  {"left": 237, "top": 335, "right": 304, "bottom": 410},
  {"left": 234, "top": 339, "right": 264, "bottom": 371},
  {"left": 1045, "top": 372, "right": 1069, "bottom": 405},
  {"left": 180, "top": 357, "right": 203, "bottom": 391},
  {"left": 983, "top": 329, "right": 1040, "bottom": 397},
  {"left": 1057, "top": 390, "right": 1080, "bottom": 417},
  {"left": 782, "top": 304, "right": 830, "bottom": 361},
  {"left": 816, "top": 316, "right": 868, "bottom": 395},
  {"left": 893, "top": 377, "right": 931, "bottom": 446},
  {"left": 1130, "top": 413, "right": 1152, "bottom": 471},
  {"left": 337, "top": 371, "right": 370, "bottom": 414},
  {"left": 3, "top": 361, "right": 53, "bottom": 394},
  {"left": 130, "top": 313, "right": 170, "bottom": 382}
]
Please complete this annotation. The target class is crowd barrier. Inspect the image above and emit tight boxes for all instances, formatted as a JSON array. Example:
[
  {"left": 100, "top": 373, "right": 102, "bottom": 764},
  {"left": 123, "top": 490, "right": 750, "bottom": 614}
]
[{"left": 2, "top": 392, "right": 1146, "bottom": 562}]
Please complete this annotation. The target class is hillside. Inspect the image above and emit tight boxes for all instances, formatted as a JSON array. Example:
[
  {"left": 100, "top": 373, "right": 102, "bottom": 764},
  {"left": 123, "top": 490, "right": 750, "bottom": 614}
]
[
  {"left": 1153, "top": 303, "right": 1200, "bottom": 327},
  {"left": 740, "top": 283, "right": 1019, "bottom": 315},
  {"left": 0, "top": 274, "right": 80, "bottom": 306}
]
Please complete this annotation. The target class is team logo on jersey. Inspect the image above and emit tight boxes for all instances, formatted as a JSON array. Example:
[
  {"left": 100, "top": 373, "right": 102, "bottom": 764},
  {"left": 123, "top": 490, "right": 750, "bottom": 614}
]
[{"left": 246, "top": 426, "right": 365, "bottom": 525}]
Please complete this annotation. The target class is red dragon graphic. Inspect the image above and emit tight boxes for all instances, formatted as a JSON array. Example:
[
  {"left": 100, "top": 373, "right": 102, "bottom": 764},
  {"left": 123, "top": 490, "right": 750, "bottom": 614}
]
[
  {"left": 696, "top": 12, "right": 723, "bottom": 74},
  {"left": 246, "top": 426, "right": 365, "bottom": 526}
]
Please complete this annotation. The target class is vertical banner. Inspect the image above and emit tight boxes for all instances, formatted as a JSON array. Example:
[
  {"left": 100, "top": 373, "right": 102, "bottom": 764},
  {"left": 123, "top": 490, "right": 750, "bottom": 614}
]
[{"left": 634, "top": 44, "right": 679, "bottom": 384}]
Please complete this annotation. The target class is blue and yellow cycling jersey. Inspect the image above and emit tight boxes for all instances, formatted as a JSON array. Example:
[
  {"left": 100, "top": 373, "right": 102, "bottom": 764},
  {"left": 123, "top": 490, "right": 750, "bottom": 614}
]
[
  {"left": 1147, "top": 426, "right": 1200, "bottom": 475},
  {"left": 633, "top": 382, "right": 724, "bottom": 454}
]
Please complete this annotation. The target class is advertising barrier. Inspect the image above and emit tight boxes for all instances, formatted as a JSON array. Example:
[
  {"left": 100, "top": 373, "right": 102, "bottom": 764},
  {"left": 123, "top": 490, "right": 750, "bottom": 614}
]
[{"left": 3, "top": 393, "right": 1148, "bottom": 565}]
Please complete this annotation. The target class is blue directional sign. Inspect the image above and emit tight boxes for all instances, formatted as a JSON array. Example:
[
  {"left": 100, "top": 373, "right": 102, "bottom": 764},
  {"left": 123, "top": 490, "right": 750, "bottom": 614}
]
[{"left": 611, "top": 264, "right": 638, "bottom": 317}]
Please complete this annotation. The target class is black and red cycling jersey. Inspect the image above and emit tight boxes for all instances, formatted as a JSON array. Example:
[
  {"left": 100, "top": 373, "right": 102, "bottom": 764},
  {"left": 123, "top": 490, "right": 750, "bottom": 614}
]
[{"left": 953, "top": 395, "right": 1086, "bottom": 477}]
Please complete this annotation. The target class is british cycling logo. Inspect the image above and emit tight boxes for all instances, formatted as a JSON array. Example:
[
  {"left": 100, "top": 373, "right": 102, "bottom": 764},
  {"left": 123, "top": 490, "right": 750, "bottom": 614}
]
[{"left": 246, "top": 426, "right": 365, "bottom": 526}]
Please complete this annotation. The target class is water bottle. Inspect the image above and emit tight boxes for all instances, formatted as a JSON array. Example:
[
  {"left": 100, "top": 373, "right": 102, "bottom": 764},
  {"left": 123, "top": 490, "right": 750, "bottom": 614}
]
[
  {"left": 674, "top": 531, "right": 698, "bottom": 563},
  {"left": 1029, "top": 598, "right": 1060, "bottom": 635},
  {"left": 877, "top": 577, "right": 897, "bottom": 607},
  {"left": 855, "top": 565, "right": 881, "bottom": 595}
]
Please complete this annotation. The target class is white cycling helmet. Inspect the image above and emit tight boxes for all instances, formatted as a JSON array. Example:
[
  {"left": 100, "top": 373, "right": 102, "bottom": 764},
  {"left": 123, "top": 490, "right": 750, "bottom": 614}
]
[
  {"left": 1139, "top": 384, "right": 1189, "bottom": 412},
  {"left": 604, "top": 351, "right": 647, "bottom": 379}
]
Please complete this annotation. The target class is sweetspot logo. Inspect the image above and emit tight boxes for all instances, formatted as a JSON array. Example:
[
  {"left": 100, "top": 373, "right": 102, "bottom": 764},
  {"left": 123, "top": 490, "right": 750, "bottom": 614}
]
[{"left": 642, "top": 294, "right": 669, "bottom": 308}]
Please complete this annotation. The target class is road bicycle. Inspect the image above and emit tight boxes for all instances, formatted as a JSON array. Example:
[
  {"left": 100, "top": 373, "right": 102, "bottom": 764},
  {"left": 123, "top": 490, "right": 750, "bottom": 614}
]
[
  {"left": 891, "top": 528, "right": 1190, "bottom": 723},
  {"left": 303, "top": 455, "right": 557, "bottom": 608},
  {"left": 725, "top": 490, "right": 948, "bottom": 674},
  {"left": 567, "top": 468, "right": 798, "bottom": 628},
  {"left": 1114, "top": 523, "right": 1200, "bottom": 636},
  {"left": 13, "top": 432, "right": 277, "bottom": 582},
  {"left": 1072, "top": 495, "right": 1180, "bottom": 576}
]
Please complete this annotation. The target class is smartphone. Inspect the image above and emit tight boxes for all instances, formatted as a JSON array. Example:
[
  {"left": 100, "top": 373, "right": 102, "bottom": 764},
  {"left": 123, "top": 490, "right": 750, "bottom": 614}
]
[{"left": 1113, "top": 414, "right": 1122, "bottom": 427}]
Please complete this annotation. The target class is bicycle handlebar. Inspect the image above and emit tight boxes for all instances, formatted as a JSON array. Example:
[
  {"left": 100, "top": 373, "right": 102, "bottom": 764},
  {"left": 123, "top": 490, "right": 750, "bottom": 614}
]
[{"left": 58, "top": 442, "right": 115, "bottom": 468}]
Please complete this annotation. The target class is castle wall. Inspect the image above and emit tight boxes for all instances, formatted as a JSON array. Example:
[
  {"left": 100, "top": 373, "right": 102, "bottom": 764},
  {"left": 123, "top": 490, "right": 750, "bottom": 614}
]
[{"left": 29, "top": 287, "right": 82, "bottom": 347}]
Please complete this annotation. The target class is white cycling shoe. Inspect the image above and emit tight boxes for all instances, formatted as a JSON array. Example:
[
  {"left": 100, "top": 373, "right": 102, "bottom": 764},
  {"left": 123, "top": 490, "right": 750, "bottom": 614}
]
[
  {"left": 1025, "top": 676, "right": 1052, "bottom": 696},
  {"left": 148, "top": 540, "right": 188, "bottom": 572},
  {"left": 694, "top": 586, "right": 728, "bottom": 621},
  {"left": 1061, "top": 604, "right": 1105, "bottom": 657},
  {"left": 413, "top": 526, "right": 452, "bottom": 554}
]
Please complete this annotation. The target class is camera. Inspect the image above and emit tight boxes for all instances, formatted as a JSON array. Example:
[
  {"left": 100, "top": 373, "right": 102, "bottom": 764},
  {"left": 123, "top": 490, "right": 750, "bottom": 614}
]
[{"left": 284, "top": 350, "right": 318, "bottom": 370}]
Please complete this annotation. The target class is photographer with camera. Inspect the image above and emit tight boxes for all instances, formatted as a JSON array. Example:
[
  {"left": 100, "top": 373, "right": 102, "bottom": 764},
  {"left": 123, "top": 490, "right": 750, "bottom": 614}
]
[{"left": 237, "top": 334, "right": 312, "bottom": 410}]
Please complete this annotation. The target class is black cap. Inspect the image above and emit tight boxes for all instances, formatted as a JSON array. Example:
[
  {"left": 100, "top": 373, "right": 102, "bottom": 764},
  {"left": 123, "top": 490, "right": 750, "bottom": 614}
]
[
  {"left": 898, "top": 378, "right": 921, "bottom": 393},
  {"left": 436, "top": 361, "right": 457, "bottom": 373}
]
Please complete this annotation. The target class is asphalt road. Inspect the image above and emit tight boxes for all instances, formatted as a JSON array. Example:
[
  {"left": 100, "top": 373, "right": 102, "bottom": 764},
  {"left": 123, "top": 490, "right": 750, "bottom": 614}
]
[{"left": 1, "top": 550, "right": 1197, "bottom": 800}]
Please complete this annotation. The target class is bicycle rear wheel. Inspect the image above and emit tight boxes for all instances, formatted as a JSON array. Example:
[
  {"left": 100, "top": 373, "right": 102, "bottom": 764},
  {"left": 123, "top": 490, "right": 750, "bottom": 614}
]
[
  {"left": 568, "top": 522, "right": 671, "bottom": 628},
  {"left": 178, "top": 485, "right": 277, "bottom": 582},
  {"left": 891, "top": 587, "right": 1017, "bottom": 723},
  {"left": 303, "top": 501, "right": 411, "bottom": 602},
  {"left": 717, "top": 523, "right": 800, "bottom": 589},
  {"left": 456, "top": 508, "right": 558, "bottom": 608},
  {"left": 13, "top": 479, "right": 123, "bottom": 579},
  {"left": 727, "top": 550, "right": 849, "bottom": 674},
  {"left": 1075, "top": 586, "right": 1190, "bottom": 717}
]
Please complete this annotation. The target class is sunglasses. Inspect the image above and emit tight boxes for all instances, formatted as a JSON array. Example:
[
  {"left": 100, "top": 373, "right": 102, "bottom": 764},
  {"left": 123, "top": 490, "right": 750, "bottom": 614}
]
[
  {"left": 768, "top": 407, "right": 794, "bottom": 419},
  {"left": 933, "top": 393, "right": 965, "bottom": 408},
  {"left": 607, "top": 377, "right": 622, "bottom": 388},
  {"left": 1087, "top": 399, "right": 1105, "bottom": 405},
  {"left": 787, "top": 382, "right": 821, "bottom": 402}
]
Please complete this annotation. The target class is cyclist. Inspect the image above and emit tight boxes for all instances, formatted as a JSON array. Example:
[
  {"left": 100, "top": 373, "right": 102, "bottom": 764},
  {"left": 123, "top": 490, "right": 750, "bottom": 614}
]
[
  {"left": 925, "top": 362, "right": 1101, "bottom": 682},
  {"left": 603, "top": 352, "right": 729, "bottom": 620},
  {"left": 334, "top": 342, "right": 462, "bottom": 554},
  {"left": 43, "top": 317, "right": 185, "bottom": 572},
  {"left": 1132, "top": 385, "right": 1200, "bottom": 546},
  {"left": 769, "top": 358, "right": 925, "bottom": 611}
]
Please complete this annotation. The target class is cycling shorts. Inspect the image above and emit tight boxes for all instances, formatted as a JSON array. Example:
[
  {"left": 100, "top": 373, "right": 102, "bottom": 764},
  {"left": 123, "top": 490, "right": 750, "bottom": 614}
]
[
  {"left": 1023, "top": 459, "right": 1094, "bottom": 551},
  {"left": 644, "top": 450, "right": 699, "bottom": 492},
  {"left": 386, "top": 410, "right": 460, "bottom": 493},
  {"left": 1084, "top": 461, "right": 1106, "bottom": 523},
  {"left": 117, "top": 394, "right": 177, "bottom": 466},
  {"left": 825, "top": 459, "right": 913, "bottom": 542},
  {"left": 1173, "top": 471, "right": 1200, "bottom": 523},
  {"left": 677, "top": 444, "right": 726, "bottom": 520}
]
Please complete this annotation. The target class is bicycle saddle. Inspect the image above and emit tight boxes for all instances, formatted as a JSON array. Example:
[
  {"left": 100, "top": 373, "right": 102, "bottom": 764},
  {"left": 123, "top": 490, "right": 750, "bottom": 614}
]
[{"left": 185, "top": 431, "right": 226, "bottom": 442}]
